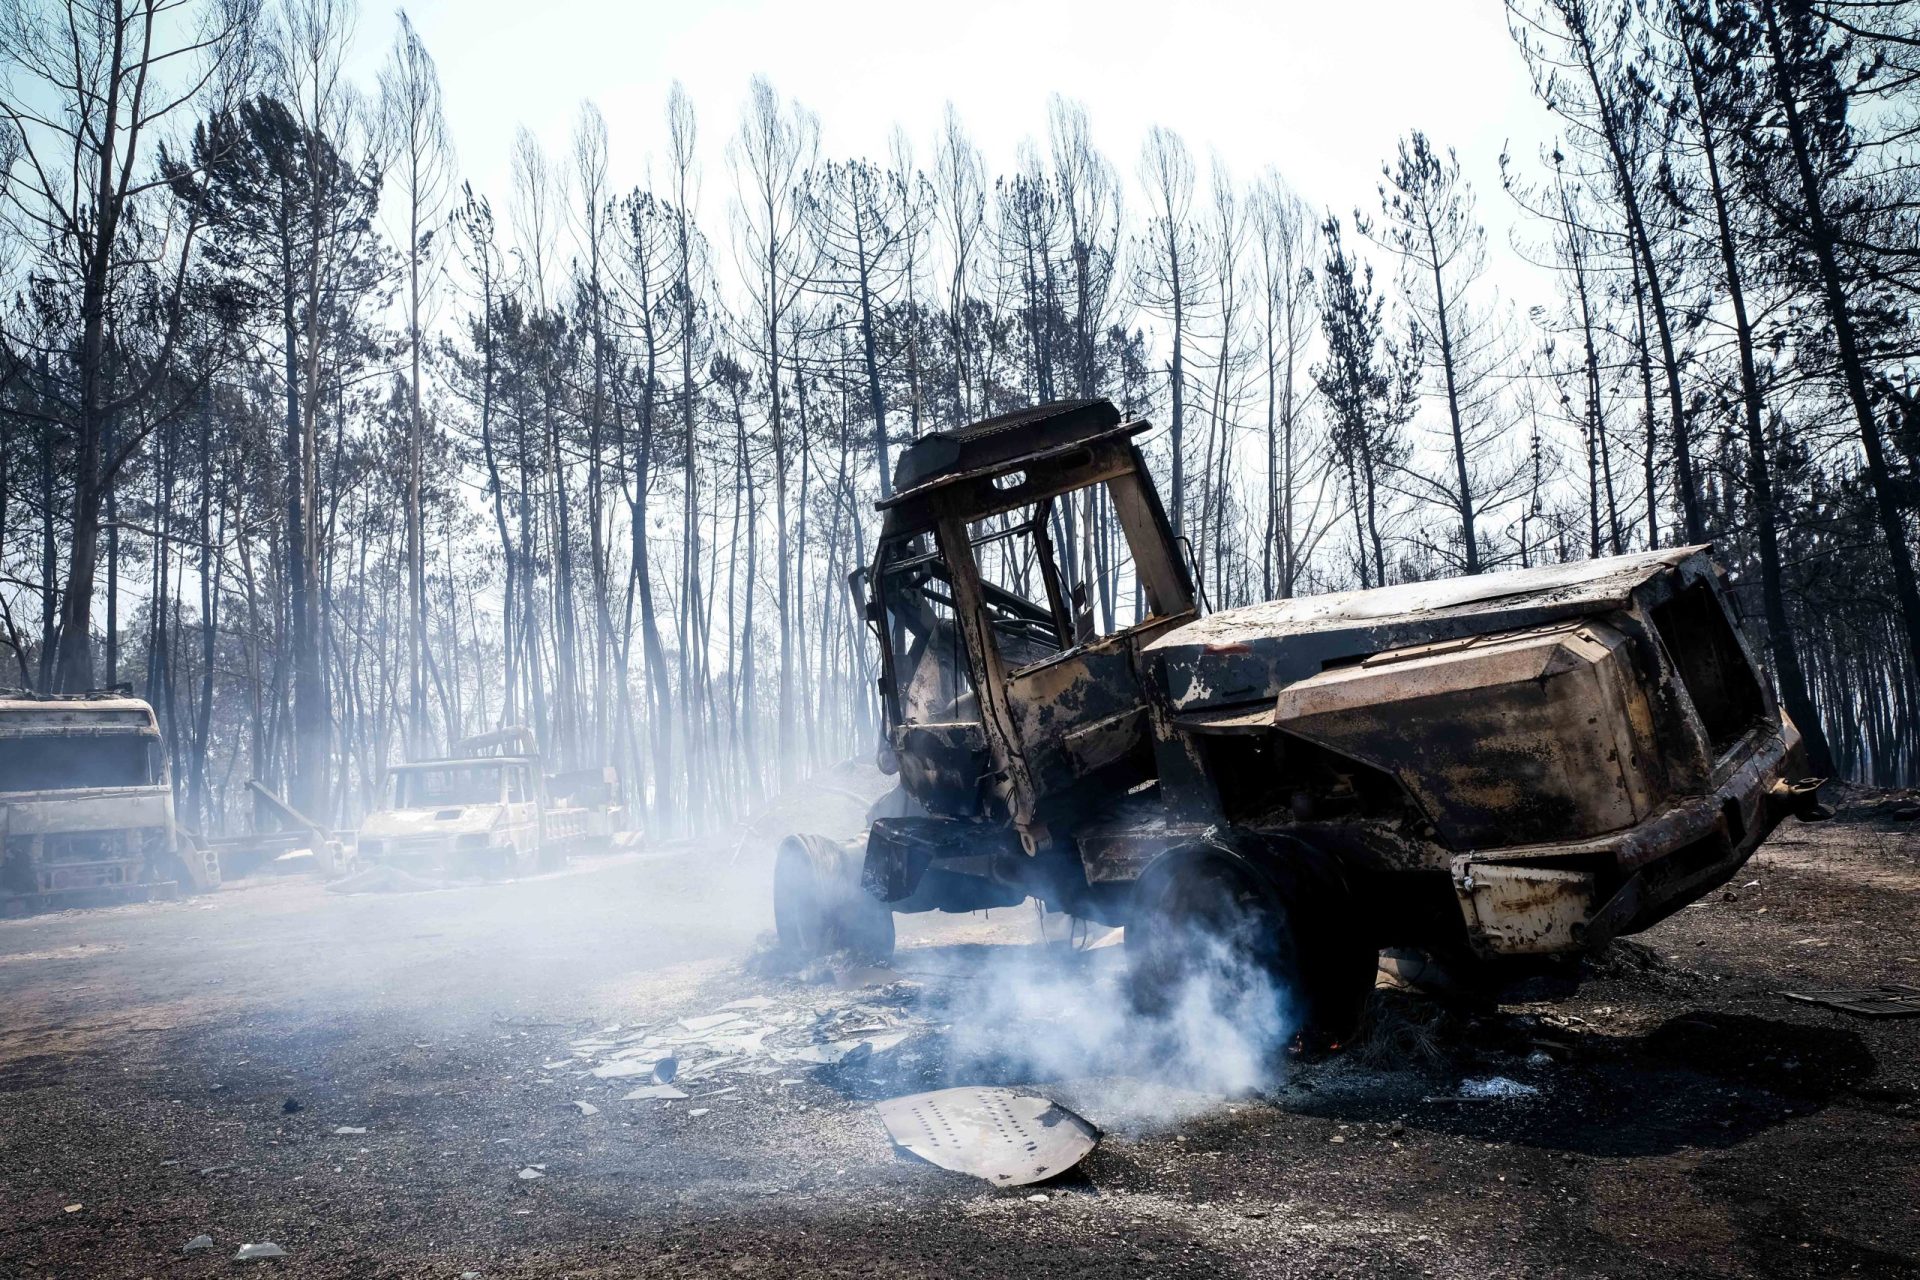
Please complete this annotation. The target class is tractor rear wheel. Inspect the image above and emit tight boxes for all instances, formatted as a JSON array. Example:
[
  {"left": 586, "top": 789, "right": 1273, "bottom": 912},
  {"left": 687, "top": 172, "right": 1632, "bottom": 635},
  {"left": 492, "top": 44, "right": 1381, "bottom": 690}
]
[{"left": 1126, "top": 844, "right": 1374, "bottom": 1045}]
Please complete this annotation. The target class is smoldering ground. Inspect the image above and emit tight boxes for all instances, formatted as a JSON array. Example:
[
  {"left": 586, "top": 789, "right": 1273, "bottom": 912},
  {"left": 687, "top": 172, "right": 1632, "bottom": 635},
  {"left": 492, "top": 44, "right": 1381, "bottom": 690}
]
[{"left": 804, "top": 905, "right": 1304, "bottom": 1132}]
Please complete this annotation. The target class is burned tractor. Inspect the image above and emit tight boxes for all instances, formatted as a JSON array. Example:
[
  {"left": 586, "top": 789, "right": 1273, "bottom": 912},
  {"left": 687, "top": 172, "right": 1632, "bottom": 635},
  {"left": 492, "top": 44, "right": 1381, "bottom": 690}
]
[{"left": 773, "top": 398, "right": 1825, "bottom": 1034}]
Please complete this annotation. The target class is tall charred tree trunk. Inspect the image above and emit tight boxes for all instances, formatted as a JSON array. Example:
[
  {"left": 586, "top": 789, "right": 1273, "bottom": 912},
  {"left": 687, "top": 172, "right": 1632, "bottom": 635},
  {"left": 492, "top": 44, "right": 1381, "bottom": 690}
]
[
  {"left": 1685, "top": 37, "right": 1832, "bottom": 773},
  {"left": 1568, "top": 17, "right": 1705, "bottom": 546},
  {"left": 1758, "top": 0, "right": 1920, "bottom": 704}
]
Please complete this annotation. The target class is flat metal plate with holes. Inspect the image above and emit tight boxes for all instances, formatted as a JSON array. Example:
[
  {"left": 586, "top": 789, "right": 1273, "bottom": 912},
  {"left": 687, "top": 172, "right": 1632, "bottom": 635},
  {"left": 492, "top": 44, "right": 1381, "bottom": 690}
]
[
  {"left": 1782, "top": 984, "right": 1920, "bottom": 1018},
  {"left": 876, "top": 1086, "right": 1100, "bottom": 1186}
]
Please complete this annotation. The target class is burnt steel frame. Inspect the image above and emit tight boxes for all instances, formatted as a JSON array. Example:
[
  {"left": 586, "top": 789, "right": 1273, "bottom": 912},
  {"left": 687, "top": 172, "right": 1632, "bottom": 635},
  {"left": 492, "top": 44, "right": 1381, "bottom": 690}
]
[{"left": 871, "top": 425, "right": 1193, "bottom": 836}]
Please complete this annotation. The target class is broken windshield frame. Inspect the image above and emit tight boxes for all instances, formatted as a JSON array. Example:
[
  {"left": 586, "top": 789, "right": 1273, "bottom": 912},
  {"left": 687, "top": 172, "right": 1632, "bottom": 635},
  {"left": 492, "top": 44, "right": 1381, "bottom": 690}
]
[
  {"left": 965, "top": 501, "right": 1073, "bottom": 666},
  {"left": 390, "top": 765, "right": 510, "bottom": 808},
  {"left": 0, "top": 733, "right": 161, "bottom": 793},
  {"left": 953, "top": 471, "right": 1195, "bottom": 676},
  {"left": 874, "top": 540, "right": 979, "bottom": 729},
  {"left": 870, "top": 438, "right": 1197, "bottom": 730}
]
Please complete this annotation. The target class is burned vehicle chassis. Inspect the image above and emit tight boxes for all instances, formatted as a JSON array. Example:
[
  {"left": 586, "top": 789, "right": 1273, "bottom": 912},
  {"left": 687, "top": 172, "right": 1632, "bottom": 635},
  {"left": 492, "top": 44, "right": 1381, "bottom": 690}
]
[{"left": 774, "top": 399, "right": 1824, "bottom": 1031}]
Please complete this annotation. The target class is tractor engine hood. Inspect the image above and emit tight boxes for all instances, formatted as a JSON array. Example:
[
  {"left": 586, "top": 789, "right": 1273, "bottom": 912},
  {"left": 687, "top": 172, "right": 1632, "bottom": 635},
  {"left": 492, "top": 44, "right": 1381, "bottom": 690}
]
[{"left": 1145, "top": 547, "right": 1706, "bottom": 717}]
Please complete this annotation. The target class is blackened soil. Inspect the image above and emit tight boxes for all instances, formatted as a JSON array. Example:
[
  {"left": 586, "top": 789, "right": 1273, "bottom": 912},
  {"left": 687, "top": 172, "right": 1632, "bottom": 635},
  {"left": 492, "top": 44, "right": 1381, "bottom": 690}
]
[{"left": 0, "top": 789, "right": 1917, "bottom": 1278}]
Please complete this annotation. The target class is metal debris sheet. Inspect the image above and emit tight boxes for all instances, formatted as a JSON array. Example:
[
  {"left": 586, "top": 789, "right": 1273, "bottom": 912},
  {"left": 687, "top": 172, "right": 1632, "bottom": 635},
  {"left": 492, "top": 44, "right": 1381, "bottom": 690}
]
[
  {"left": 1782, "top": 983, "right": 1920, "bottom": 1017},
  {"left": 876, "top": 1086, "right": 1099, "bottom": 1186}
]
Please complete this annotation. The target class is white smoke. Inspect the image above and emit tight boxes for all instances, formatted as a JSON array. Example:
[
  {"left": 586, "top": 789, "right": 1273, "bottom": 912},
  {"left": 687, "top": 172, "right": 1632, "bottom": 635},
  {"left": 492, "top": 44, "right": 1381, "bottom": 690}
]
[{"left": 901, "top": 911, "right": 1298, "bottom": 1122}]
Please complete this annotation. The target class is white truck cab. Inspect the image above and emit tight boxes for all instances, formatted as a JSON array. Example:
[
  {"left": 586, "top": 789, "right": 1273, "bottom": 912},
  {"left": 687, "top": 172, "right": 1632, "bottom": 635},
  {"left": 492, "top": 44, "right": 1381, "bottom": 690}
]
[{"left": 0, "top": 693, "right": 216, "bottom": 914}]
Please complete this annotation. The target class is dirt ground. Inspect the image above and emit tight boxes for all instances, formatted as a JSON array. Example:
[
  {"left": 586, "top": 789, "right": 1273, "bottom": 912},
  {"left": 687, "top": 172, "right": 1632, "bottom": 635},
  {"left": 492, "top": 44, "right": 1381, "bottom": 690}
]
[{"left": 2, "top": 775, "right": 1917, "bottom": 1279}]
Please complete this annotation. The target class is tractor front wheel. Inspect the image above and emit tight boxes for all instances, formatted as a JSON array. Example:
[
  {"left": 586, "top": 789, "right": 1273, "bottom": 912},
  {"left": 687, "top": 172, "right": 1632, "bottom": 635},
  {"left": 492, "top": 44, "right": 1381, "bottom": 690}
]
[{"left": 772, "top": 833, "right": 895, "bottom": 964}]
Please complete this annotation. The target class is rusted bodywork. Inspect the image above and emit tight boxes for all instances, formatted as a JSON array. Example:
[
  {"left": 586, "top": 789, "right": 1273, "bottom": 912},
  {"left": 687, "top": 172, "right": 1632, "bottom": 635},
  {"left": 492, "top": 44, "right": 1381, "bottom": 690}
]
[
  {"left": 789, "top": 398, "right": 1819, "bottom": 980},
  {"left": 0, "top": 694, "right": 218, "bottom": 914}
]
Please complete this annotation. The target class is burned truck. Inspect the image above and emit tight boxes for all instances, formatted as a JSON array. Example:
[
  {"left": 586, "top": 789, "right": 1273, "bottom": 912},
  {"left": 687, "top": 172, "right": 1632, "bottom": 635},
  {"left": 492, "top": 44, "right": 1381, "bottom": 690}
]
[
  {"left": 356, "top": 728, "right": 606, "bottom": 878},
  {"left": 773, "top": 398, "right": 1826, "bottom": 1034},
  {"left": 0, "top": 692, "right": 218, "bottom": 915}
]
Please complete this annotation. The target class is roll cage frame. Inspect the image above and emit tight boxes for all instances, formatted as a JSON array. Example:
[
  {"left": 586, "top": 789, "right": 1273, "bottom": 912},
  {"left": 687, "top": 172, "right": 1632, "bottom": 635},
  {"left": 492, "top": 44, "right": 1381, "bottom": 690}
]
[{"left": 864, "top": 414, "right": 1195, "bottom": 831}]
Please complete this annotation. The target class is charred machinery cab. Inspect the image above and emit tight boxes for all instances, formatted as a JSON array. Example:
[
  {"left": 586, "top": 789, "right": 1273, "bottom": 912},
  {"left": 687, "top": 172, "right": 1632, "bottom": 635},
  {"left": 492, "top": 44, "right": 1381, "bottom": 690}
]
[
  {"left": 775, "top": 399, "right": 1824, "bottom": 1034},
  {"left": 0, "top": 692, "right": 218, "bottom": 915},
  {"left": 870, "top": 401, "right": 1195, "bottom": 866}
]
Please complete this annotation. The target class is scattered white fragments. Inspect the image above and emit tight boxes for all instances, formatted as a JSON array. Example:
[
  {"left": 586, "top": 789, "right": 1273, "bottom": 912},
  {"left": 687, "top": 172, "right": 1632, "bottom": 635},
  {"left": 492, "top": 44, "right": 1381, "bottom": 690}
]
[
  {"left": 589, "top": 1060, "right": 657, "bottom": 1080},
  {"left": 876, "top": 1087, "right": 1100, "bottom": 1187},
  {"left": 183, "top": 1235, "right": 215, "bottom": 1254},
  {"left": 1458, "top": 1076, "right": 1540, "bottom": 1100},
  {"left": 559, "top": 987, "right": 918, "bottom": 1102},
  {"left": 332, "top": 1126, "right": 367, "bottom": 1135},
  {"left": 688, "top": 1108, "right": 711, "bottom": 1117},
  {"left": 234, "top": 1242, "right": 287, "bottom": 1261},
  {"left": 674, "top": 1055, "right": 740, "bottom": 1080},
  {"left": 678, "top": 1013, "right": 743, "bottom": 1033},
  {"left": 705, "top": 1029, "right": 771, "bottom": 1055},
  {"left": 517, "top": 1166, "right": 545, "bottom": 1180},
  {"left": 570, "top": 1100, "right": 600, "bottom": 1116},
  {"left": 782, "top": 1032, "right": 907, "bottom": 1066}
]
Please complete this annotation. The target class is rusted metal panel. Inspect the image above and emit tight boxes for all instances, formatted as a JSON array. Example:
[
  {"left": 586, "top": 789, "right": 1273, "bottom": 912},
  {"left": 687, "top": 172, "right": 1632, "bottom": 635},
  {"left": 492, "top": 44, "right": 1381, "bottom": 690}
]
[
  {"left": 1005, "top": 633, "right": 1148, "bottom": 795},
  {"left": 1059, "top": 707, "right": 1151, "bottom": 778},
  {"left": 1167, "top": 546, "right": 1700, "bottom": 646},
  {"left": 1465, "top": 720, "right": 1796, "bottom": 872},
  {"left": 1074, "top": 819, "right": 1208, "bottom": 883},
  {"left": 1454, "top": 862, "right": 1596, "bottom": 954},
  {"left": 880, "top": 399, "right": 1141, "bottom": 510},
  {"left": 1270, "top": 622, "right": 1662, "bottom": 849}
]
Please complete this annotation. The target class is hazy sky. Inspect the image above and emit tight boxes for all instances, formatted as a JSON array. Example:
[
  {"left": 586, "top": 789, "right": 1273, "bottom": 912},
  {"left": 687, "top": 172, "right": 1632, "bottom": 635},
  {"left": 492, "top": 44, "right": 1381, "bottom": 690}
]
[{"left": 350, "top": 0, "right": 1561, "bottom": 307}]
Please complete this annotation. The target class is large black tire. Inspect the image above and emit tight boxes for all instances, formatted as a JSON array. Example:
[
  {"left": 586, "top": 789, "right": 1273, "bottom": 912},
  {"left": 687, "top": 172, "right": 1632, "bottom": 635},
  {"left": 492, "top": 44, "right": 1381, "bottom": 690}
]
[
  {"left": 1127, "top": 854, "right": 1297, "bottom": 1021},
  {"left": 773, "top": 834, "right": 895, "bottom": 964},
  {"left": 1126, "top": 842, "right": 1375, "bottom": 1044}
]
